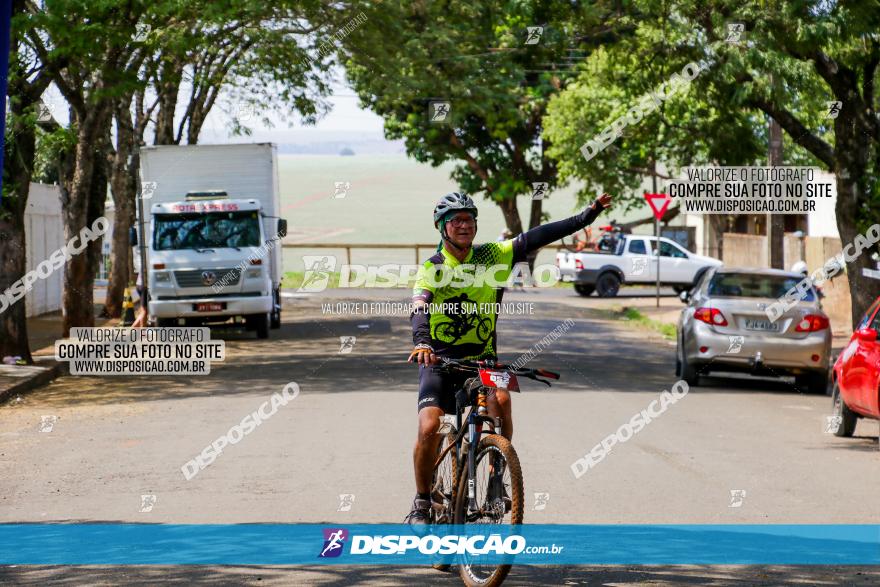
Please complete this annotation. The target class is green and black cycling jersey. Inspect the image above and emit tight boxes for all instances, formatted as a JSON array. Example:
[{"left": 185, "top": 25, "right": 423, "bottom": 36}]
[{"left": 411, "top": 199, "right": 607, "bottom": 360}]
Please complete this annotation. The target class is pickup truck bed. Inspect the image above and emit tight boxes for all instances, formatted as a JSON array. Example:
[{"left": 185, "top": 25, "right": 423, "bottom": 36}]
[{"left": 557, "top": 235, "right": 722, "bottom": 297}]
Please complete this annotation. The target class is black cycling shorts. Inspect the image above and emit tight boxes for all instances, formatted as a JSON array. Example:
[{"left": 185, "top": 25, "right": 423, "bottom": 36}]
[{"left": 417, "top": 364, "right": 473, "bottom": 414}]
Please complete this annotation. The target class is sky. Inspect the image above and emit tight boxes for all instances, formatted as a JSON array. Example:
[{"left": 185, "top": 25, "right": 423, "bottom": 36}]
[
  {"left": 200, "top": 74, "right": 389, "bottom": 142},
  {"left": 41, "top": 67, "right": 389, "bottom": 145}
]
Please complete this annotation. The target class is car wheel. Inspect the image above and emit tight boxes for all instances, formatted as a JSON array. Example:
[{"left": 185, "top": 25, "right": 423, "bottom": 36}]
[
  {"left": 678, "top": 339, "right": 699, "bottom": 386},
  {"left": 796, "top": 371, "right": 829, "bottom": 395},
  {"left": 830, "top": 380, "right": 857, "bottom": 437},
  {"left": 574, "top": 284, "right": 595, "bottom": 297},
  {"left": 595, "top": 272, "right": 621, "bottom": 297}
]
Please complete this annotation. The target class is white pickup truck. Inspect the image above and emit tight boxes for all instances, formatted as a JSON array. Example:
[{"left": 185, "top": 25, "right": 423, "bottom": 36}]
[{"left": 556, "top": 235, "right": 722, "bottom": 297}]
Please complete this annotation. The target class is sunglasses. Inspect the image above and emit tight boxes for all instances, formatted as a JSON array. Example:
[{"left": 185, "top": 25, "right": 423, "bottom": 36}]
[{"left": 448, "top": 216, "right": 476, "bottom": 228}]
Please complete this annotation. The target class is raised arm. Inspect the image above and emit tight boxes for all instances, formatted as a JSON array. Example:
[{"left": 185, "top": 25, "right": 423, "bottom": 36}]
[{"left": 512, "top": 194, "right": 612, "bottom": 263}]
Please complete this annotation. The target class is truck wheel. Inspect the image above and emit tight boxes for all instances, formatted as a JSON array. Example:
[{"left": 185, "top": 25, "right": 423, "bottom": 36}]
[
  {"left": 574, "top": 284, "right": 594, "bottom": 297},
  {"left": 270, "top": 289, "right": 281, "bottom": 329},
  {"left": 830, "top": 380, "right": 857, "bottom": 437},
  {"left": 595, "top": 272, "right": 620, "bottom": 297},
  {"left": 256, "top": 312, "right": 270, "bottom": 339}
]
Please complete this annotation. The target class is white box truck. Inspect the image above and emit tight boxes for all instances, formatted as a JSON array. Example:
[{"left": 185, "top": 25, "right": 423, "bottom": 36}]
[{"left": 133, "top": 143, "right": 286, "bottom": 338}]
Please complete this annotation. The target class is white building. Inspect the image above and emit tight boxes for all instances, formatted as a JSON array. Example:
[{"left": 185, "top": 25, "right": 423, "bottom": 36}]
[{"left": 23, "top": 182, "right": 63, "bottom": 317}]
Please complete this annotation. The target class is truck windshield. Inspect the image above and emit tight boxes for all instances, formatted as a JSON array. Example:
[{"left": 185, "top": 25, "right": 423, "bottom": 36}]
[{"left": 153, "top": 211, "right": 261, "bottom": 250}]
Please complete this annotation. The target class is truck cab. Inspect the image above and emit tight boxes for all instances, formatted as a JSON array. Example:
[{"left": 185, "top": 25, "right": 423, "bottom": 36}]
[{"left": 145, "top": 192, "right": 282, "bottom": 338}]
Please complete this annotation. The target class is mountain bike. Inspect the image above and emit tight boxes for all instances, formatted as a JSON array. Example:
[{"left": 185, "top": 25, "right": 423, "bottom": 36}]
[{"left": 426, "top": 357, "right": 559, "bottom": 587}]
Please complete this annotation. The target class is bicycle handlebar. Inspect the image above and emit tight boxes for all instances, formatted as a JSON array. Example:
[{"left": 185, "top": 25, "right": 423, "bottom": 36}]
[{"left": 433, "top": 357, "right": 560, "bottom": 384}]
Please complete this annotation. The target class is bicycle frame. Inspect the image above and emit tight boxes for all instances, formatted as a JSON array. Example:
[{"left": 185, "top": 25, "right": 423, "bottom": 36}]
[
  {"left": 434, "top": 379, "right": 504, "bottom": 513},
  {"left": 429, "top": 357, "right": 558, "bottom": 520}
]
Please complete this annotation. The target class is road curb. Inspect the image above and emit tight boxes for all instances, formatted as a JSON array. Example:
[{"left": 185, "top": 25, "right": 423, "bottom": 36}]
[{"left": 0, "top": 358, "right": 68, "bottom": 405}]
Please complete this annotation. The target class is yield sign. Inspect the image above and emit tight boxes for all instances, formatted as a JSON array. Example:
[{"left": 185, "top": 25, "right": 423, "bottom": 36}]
[{"left": 644, "top": 192, "right": 671, "bottom": 221}]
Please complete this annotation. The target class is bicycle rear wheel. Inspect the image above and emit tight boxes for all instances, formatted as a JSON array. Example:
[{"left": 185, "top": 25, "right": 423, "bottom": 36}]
[
  {"left": 431, "top": 431, "right": 459, "bottom": 571},
  {"left": 453, "top": 434, "right": 524, "bottom": 587}
]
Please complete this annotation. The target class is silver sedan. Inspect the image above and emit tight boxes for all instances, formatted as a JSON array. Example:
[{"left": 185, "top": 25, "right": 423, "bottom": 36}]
[{"left": 676, "top": 267, "right": 831, "bottom": 393}]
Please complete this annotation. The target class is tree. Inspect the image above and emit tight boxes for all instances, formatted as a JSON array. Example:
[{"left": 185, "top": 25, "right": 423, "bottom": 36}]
[
  {"left": 102, "top": 79, "right": 156, "bottom": 318},
  {"left": 0, "top": 0, "right": 64, "bottom": 362},
  {"left": 103, "top": 1, "right": 331, "bottom": 317},
  {"left": 25, "top": 0, "right": 149, "bottom": 335},
  {"left": 340, "top": 1, "right": 631, "bottom": 234},
  {"left": 151, "top": 2, "right": 329, "bottom": 146},
  {"left": 544, "top": 0, "right": 880, "bottom": 326}
]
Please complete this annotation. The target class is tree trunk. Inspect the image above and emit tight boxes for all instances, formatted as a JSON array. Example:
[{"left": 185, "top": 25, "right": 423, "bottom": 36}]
[
  {"left": 186, "top": 102, "right": 206, "bottom": 145},
  {"left": 832, "top": 94, "right": 880, "bottom": 328},
  {"left": 0, "top": 83, "right": 41, "bottom": 362},
  {"left": 0, "top": 123, "right": 35, "bottom": 362},
  {"left": 836, "top": 169, "right": 879, "bottom": 327},
  {"left": 104, "top": 105, "right": 138, "bottom": 318},
  {"left": 0, "top": 216, "right": 32, "bottom": 363},
  {"left": 104, "top": 184, "right": 135, "bottom": 317},
  {"left": 154, "top": 59, "right": 183, "bottom": 145},
  {"left": 498, "top": 197, "right": 523, "bottom": 235},
  {"left": 60, "top": 114, "right": 111, "bottom": 336},
  {"left": 527, "top": 197, "right": 542, "bottom": 231}
]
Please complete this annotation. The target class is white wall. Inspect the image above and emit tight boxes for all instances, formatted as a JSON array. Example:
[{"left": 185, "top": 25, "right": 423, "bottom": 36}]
[
  {"left": 807, "top": 171, "right": 839, "bottom": 238},
  {"left": 24, "top": 183, "right": 63, "bottom": 317}
]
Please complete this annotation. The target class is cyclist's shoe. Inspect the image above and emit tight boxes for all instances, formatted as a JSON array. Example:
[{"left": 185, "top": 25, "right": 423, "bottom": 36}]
[
  {"left": 432, "top": 562, "right": 453, "bottom": 572},
  {"left": 404, "top": 497, "right": 432, "bottom": 526}
]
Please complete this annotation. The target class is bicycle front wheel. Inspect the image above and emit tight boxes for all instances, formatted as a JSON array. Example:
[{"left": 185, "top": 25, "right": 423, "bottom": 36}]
[{"left": 453, "top": 434, "right": 524, "bottom": 587}]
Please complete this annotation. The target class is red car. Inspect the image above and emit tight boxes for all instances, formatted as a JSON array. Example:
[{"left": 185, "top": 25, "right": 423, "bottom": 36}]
[{"left": 830, "top": 297, "right": 880, "bottom": 436}]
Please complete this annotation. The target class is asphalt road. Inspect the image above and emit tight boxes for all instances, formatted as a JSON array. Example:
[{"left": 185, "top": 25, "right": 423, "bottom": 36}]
[{"left": 1, "top": 287, "right": 878, "bottom": 585}]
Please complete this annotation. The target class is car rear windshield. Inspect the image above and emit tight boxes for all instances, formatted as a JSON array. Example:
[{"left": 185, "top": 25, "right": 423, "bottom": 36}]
[
  {"left": 153, "top": 211, "right": 261, "bottom": 250},
  {"left": 707, "top": 273, "right": 816, "bottom": 301}
]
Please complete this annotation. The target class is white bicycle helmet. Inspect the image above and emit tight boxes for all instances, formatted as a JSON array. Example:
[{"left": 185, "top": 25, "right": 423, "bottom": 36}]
[{"left": 433, "top": 192, "right": 478, "bottom": 228}]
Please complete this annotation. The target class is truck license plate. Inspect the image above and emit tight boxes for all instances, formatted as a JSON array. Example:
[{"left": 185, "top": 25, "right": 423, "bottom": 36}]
[
  {"left": 195, "top": 302, "right": 225, "bottom": 312},
  {"left": 744, "top": 319, "right": 779, "bottom": 331}
]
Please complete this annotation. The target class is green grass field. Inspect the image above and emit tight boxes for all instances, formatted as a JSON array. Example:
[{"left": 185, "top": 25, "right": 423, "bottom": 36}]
[{"left": 277, "top": 154, "right": 644, "bottom": 272}]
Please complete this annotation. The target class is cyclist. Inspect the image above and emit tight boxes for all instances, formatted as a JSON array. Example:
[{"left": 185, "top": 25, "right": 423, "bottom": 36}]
[{"left": 405, "top": 191, "right": 612, "bottom": 524}]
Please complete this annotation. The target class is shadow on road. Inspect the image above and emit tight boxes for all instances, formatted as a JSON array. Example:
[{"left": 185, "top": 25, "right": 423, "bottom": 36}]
[{"left": 12, "top": 305, "right": 856, "bottom": 408}]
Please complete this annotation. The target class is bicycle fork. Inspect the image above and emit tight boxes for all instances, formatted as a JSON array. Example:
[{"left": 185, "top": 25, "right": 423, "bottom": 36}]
[{"left": 467, "top": 389, "right": 504, "bottom": 514}]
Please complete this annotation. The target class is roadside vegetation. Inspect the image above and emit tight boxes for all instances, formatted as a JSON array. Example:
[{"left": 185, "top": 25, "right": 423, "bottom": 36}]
[{"left": 605, "top": 306, "right": 678, "bottom": 341}]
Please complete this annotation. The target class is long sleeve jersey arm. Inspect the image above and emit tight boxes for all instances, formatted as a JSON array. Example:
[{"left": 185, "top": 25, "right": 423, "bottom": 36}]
[
  {"left": 411, "top": 289, "right": 433, "bottom": 348},
  {"left": 511, "top": 198, "right": 607, "bottom": 264}
]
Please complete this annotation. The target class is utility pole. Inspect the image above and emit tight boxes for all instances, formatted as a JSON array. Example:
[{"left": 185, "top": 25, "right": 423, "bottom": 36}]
[
  {"left": 136, "top": 173, "right": 149, "bottom": 315},
  {"left": 767, "top": 111, "right": 785, "bottom": 269},
  {"left": 652, "top": 160, "right": 660, "bottom": 307}
]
